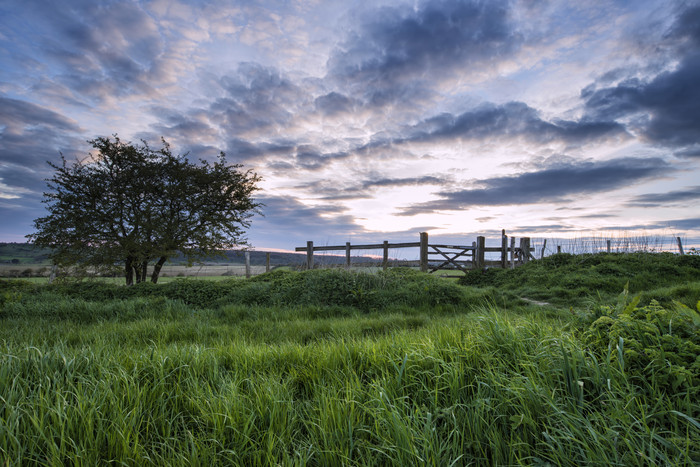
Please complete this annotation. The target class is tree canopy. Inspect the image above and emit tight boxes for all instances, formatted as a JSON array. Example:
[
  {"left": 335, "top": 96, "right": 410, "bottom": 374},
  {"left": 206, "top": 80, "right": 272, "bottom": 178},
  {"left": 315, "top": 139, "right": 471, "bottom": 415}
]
[{"left": 29, "top": 136, "right": 261, "bottom": 285}]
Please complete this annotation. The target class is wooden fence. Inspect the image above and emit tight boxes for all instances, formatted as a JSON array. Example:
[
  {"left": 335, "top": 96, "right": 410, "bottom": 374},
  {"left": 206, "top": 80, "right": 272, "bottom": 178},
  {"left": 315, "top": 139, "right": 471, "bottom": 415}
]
[{"left": 295, "top": 230, "right": 535, "bottom": 273}]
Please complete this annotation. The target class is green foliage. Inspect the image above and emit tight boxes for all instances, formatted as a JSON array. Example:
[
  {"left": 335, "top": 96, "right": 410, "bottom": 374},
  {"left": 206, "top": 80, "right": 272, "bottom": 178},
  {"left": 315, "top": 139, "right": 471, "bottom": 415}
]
[
  {"left": 583, "top": 289, "right": 700, "bottom": 400},
  {"left": 28, "top": 135, "right": 261, "bottom": 285}
]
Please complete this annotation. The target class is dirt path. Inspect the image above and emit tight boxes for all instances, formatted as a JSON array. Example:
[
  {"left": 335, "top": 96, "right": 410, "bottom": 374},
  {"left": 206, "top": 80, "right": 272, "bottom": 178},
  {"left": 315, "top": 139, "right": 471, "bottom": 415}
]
[{"left": 520, "top": 297, "right": 552, "bottom": 307}]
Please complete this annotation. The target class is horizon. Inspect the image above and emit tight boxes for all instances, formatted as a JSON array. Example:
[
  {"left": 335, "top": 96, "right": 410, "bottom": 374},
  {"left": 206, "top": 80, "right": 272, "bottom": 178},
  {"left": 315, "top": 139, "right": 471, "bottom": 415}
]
[{"left": 1, "top": 0, "right": 699, "bottom": 251}]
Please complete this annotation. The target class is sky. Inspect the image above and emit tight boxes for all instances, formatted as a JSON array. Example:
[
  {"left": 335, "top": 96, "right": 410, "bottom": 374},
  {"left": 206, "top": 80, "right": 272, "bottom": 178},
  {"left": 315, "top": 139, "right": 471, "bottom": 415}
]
[{"left": 1, "top": 0, "right": 699, "bottom": 253}]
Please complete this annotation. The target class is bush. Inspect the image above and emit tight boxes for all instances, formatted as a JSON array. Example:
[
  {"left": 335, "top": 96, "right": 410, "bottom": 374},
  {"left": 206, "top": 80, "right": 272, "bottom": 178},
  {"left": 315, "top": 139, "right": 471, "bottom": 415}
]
[{"left": 583, "top": 289, "right": 700, "bottom": 400}]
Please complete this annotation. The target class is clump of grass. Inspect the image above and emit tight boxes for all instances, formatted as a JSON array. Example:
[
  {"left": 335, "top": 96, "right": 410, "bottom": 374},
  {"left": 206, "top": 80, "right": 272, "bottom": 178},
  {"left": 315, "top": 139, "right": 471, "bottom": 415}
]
[
  {"left": 8, "top": 267, "right": 508, "bottom": 312},
  {"left": 460, "top": 252, "right": 700, "bottom": 305}
]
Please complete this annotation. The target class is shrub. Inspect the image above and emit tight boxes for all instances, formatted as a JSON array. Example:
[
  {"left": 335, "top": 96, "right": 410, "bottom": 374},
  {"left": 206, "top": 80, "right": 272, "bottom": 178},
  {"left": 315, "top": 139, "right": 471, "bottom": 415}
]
[{"left": 583, "top": 289, "right": 700, "bottom": 400}]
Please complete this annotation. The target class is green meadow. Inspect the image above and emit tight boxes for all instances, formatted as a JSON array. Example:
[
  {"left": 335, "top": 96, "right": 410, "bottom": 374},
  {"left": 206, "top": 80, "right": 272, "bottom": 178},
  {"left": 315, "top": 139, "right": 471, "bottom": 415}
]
[{"left": 1, "top": 254, "right": 699, "bottom": 465}]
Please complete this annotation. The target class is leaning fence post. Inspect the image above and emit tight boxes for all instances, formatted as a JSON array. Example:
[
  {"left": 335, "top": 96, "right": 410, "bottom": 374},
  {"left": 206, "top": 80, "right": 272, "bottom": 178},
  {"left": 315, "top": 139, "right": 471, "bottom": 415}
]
[
  {"left": 382, "top": 241, "right": 389, "bottom": 271},
  {"left": 307, "top": 241, "right": 314, "bottom": 270},
  {"left": 419, "top": 232, "right": 428, "bottom": 272},
  {"left": 346, "top": 242, "right": 351, "bottom": 267},
  {"left": 541, "top": 239, "right": 547, "bottom": 259},
  {"left": 677, "top": 237, "right": 684, "bottom": 255}
]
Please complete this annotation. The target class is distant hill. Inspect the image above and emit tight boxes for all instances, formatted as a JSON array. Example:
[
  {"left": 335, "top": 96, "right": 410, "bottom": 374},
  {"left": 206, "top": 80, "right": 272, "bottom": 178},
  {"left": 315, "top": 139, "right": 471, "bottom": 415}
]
[{"left": 0, "top": 243, "right": 51, "bottom": 264}]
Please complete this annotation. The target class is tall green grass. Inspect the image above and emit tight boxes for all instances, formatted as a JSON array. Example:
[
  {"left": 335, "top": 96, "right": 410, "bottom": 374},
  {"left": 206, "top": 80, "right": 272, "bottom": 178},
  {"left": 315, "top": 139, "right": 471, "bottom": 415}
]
[{"left": 0, "top": 264, "right": 698, "bottom": 465}]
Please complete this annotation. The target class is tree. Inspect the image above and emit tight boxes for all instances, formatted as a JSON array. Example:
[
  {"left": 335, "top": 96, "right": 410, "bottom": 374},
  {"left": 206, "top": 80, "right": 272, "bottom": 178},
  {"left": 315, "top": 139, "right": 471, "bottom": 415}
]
[{"left": 28, "top": 136, "right": 262, "bottom": 285}]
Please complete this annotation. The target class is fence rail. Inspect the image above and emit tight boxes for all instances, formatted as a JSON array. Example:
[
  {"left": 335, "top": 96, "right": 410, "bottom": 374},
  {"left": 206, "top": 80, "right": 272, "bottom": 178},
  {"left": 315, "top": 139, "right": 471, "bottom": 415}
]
[{"left": 296, "top": 230, "right": 536, "bottom": 273}]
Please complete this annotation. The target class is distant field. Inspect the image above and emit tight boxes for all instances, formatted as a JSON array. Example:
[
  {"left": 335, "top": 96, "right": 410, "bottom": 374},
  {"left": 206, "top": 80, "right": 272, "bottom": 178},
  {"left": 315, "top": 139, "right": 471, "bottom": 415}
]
[
  {"left": 0, "top": 263, "right": 272, "bottom": 280},
  {"left": 0, "top": 262, "right": 467, "bottom": 281}
]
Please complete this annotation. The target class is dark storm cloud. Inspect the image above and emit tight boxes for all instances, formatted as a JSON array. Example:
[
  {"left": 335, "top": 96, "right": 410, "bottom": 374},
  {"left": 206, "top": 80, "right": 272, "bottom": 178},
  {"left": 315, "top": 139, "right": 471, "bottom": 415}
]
[
  {"left": 669, "top": 4, "right": 700, "bottom": 48},
  {"left": 398, "top": 157, "right": 670, "bottom": 215},
  {"left": 628, "top": 186, "right": 700, "bottom": 207},
  {"left": 328, "top": 0, "right": 521, "bottom": 85},
  {"left": 584, "top": 5, "right": 700, "bottom": 148},
  {"left": 403, "top": 102, "right": 628, "bottom": 146}
]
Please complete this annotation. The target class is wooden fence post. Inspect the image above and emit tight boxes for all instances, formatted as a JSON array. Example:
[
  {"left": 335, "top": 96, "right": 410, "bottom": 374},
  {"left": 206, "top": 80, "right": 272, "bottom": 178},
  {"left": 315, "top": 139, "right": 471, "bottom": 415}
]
[
  {"left": 541, "top": 239, "right": 547, "bottom": 259},
  {"left": 475, "top": 236, "right": 485, "bottom": 269},
  {"left": 307, "top": 241, "right": 314, "bottom": 270},
  {"left": 510, "top": 237, "right": 516, "bottom": 269},
  {"left": 557, "top": 245, "right": 561, "bottom": 254},
  {"left": 419, "top": 232, "right": 428, "bottom": 272},
  {"left": 382, "top": 241, "right": 389, "bottom": 271},
  {"left": 245, "top": 251, "right": 251, "bottom": 278},
  {"left": 677, "top": 237, "right": 684, "bottom": 255},
  {"left": 501, "top": 230, "right": 507, "bottom": 269},
  {"left": 521, "top": 238, "right": 531, "bottom": 264},
  {"left": 346, "top": 242, "right": 351, "bottom": 267},
  {"left": 266, "top": 252, "right": 270, "bottom": 273},
  {"left": 607, "top": 240, "right": 611, "bottom": 253}
]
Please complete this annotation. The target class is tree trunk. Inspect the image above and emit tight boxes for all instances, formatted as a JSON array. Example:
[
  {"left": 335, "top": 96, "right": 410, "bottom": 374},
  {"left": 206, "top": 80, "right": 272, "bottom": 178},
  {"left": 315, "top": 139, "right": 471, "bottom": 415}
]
[
  {"left": 151, "top": 256, "right": 167, "bottom": 283},
  {"left": 125, "top": 257, "right": 134, "bottom": 286},
  {"left": 135, "top": 260, "right": 148, "bottom": 283}
]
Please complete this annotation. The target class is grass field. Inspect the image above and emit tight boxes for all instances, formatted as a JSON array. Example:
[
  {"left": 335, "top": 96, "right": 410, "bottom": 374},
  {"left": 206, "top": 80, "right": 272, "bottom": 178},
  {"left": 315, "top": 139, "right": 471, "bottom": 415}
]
[{"left": 1, "top": 255, "right": 698, "bottom": 465}]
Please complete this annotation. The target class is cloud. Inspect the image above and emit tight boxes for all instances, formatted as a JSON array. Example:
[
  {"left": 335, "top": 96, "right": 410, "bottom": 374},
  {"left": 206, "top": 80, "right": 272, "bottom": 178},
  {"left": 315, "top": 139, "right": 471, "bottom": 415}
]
[
  {"left": 325, "top": 0, "right": 524, "bottom": 109},
  {"left": 0, "top": 97, "right": 83, "bottom": 177},
  {"left": 248, "top": 195, "right": 366, "bottom": 246},
  {"left": 403, "top": 101, "right": 628, "bottom": 146},
  {"left": 211, "top": 62, "right": 306, "bottom": 137},
  {"left": 628, "top": 186, "right": 700, "bottom": 207},
  {"left": 0, "top": 96, "right": 86, "bottom": 240},
  {"left": 0, "top": 97, "right": 80, "bottom": 135},
  {"left": 674, "top": 146, "right": 700, "bottom": 158},
  {"left": 34, "top": 0, "right": 166, "bottom": 101},
  {"left": 328, "top": 0, "right": 521, "bottom": 83},
  {"left": 398, "top": 157, "right": 671, "bottom": 215},
  {"left": 148, "top": 107, "right": 219, "bottom": 144},
  {"left": 314, "top": 92, "right": 357, "bottom": 116},
  {"left": 295, "top": 175, "right": 449, "bottom": 201},
  {"left": 667, "top": 217, "right": 700, "bottom": 230},
  {"left": 583, "top": 4, "right": 700, "bottom": 148}
]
